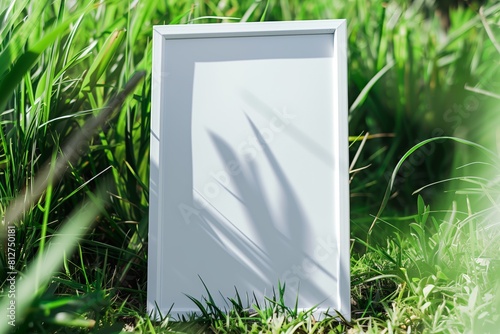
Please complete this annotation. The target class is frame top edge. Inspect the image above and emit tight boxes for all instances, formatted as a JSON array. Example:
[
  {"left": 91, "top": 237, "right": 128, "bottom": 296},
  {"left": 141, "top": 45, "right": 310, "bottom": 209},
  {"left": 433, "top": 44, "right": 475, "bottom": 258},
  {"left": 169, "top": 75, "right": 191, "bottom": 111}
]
[{"left": 153, "top": 19, "right": 346, "bottom": 38}]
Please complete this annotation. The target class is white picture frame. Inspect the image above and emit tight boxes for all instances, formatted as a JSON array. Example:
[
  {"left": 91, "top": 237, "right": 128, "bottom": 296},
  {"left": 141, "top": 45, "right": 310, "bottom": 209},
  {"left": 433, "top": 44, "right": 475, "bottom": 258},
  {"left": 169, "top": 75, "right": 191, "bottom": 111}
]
[{"left": 148, "top": 19, "right": 350, "bottom": 320}]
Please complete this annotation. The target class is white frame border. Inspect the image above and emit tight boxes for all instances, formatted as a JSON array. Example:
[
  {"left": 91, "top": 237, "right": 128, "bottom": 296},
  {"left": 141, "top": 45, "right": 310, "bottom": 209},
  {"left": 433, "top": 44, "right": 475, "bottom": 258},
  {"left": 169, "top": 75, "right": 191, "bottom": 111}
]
[{"left": 148, "top": 19, "right": 350, "bottom": 321}]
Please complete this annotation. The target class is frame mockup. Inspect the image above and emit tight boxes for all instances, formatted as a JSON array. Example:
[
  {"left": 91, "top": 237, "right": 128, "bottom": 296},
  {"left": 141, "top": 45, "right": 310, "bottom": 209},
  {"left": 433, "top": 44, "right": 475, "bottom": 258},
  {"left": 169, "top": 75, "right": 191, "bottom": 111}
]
[{"left": 148, "top": 20, "right": 350, "bottom": 320}]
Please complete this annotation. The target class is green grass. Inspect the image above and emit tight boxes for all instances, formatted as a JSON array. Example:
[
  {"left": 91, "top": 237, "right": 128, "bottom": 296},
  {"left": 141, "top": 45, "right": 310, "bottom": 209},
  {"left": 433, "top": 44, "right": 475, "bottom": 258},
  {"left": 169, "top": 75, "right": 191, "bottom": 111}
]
[{"left": 0, "top": 0, "right": 499, "bottom": 332}]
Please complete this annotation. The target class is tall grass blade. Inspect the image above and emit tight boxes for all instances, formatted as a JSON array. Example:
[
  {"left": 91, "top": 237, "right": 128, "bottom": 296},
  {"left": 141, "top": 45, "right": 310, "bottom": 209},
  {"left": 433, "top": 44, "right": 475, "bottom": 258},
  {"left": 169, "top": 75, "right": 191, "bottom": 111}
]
[
  {"left": 80, "top": 29, "right": 126, "bottom": 92},
  {"left": 0, "top": 5, "right": 93, "bottom": 110},
  {"left": 349, "top": 60, "right": 395, "bottom": 115},
  {"left": 0, "top": 194, "right": 103, "bottom": 333},
  {"left": 0, "top": 0, "right": 49, "bottom": 77}
]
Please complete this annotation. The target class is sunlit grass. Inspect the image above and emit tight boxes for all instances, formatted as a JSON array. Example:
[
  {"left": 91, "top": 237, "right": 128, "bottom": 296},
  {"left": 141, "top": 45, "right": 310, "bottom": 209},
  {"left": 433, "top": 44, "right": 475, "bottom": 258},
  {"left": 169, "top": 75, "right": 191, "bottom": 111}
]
[{"left": 0, "top": 0, "right": 499, "bottom": 332}]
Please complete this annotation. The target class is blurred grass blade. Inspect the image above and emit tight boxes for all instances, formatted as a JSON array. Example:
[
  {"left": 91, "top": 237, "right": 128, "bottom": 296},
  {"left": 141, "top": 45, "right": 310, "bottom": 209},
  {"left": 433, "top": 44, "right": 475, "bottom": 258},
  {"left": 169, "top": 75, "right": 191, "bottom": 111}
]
[
  {"left": 49, "top": 312, "right": 96, "bottom": 328},
  {"left": 189, "top": 16, "right": 240, "bottom": 23},
  {"left": 3, "top": 71, "right": 145, "bottom": 225},
  {"left": 464, "top": 85, "right": 500, "bottom": 100},
  {"left": 0, "top": 192, "right": 104, "bottom": 333},
  {"left": 260, "top": 0, "right": 270, "bottom": 22},
  {"left": 478, "top": 6, "right": 500, "bottom": 55}
]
